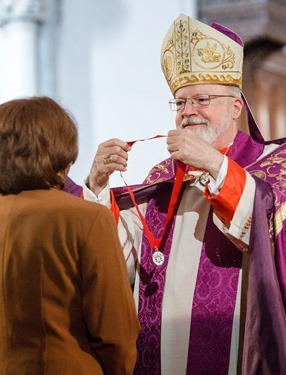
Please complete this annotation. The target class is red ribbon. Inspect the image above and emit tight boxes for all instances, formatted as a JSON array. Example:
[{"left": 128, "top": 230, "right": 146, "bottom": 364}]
[
  {"left": 127, "top": 134, "right": 167, "bottom": 147},
  {"left": 121, "top": 134, "right": 186, "bottom": 254}
]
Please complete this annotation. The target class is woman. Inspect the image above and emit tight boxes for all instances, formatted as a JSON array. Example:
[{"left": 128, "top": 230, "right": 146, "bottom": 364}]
[{"left": 0, "top": 96, "right": 140, "bottom": 374}]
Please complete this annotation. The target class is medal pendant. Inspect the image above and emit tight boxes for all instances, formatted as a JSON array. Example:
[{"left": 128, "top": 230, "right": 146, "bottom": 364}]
[{"left": 152, "top": 250, "right": 164, "bottom": 266}]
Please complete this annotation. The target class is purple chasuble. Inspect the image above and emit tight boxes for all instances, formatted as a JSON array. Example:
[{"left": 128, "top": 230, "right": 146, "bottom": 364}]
[
  {"left": 131, "top": 131, "right": 277, "bottom": 374},
  {"left": 135, "top": 184, "right": 178, "bottom": 374},
  {"left": 63, "top": 176, "right": 82, "bottom": 197},
  {"left": 241, "top": 144, "right": 286, "bottom": 374},
  {"left": 186, "top": 216, "right": 242, "bottom": 374},
  {"left": 186, "top": 131, "right": 265, "bottom": 374}
]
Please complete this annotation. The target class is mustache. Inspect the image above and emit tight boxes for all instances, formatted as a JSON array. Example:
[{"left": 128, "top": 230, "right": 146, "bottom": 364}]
[{"left": 181, "top": 117, "right": 208, "bottom": 128}]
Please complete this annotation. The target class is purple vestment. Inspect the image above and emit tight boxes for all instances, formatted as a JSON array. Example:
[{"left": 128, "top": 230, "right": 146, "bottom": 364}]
[
  {"left": 63, "top": 177, "right": 82, "bottom": 197},
  {"left": 110, "top": 130, "right": 286, "bottom": 375}
]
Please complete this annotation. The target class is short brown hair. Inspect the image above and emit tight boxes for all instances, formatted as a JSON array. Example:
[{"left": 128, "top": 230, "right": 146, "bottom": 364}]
[{"left": 0, "top": 96, "right": 78, "bottom": 194}]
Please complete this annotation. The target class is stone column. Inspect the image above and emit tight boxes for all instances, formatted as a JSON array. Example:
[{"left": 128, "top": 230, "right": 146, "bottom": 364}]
[{"left": 0, "top": 0, "right": 46, "bottom": 102}]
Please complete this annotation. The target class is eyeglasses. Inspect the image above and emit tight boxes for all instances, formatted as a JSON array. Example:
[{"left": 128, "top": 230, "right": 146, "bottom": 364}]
[{"left": 169, "top": 94, "right": 236, "bottom": 111}]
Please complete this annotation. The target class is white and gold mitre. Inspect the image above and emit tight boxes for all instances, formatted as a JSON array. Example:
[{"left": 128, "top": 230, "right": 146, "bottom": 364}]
[{"left": 161, "top": 14, "right": 244, "bottom": 95}]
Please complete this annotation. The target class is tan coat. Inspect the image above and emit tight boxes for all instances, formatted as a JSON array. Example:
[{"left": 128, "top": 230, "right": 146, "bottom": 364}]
[{"left": 0, "top": 188, "right": 140, "bottom": 374}]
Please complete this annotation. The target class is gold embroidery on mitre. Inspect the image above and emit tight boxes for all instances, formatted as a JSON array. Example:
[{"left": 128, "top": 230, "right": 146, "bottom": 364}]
[
  {"left": 197, "top": 41, "right": 221, "bottom": 63},
  {"left": 161, "top": 15, "right": 243, "bottom": 95}
]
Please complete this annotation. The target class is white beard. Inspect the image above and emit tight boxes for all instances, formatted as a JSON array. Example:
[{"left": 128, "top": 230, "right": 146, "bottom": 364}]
[
  {"left": 182, "top": 106, "right": 232, "bottom": 144},
  {"left": 191, "top": 124, "right": 219, "bottom": 144}
]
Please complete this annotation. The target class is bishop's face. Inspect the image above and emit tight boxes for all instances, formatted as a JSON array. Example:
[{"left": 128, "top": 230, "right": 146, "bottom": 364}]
[{"left": 174, "top": 84, "right": 243, "bottom": 149}]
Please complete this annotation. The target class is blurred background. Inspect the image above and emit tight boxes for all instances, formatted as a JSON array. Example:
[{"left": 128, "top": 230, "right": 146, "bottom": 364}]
[{"left": 0, "top": 0, "right": 285, "bottom": 187}]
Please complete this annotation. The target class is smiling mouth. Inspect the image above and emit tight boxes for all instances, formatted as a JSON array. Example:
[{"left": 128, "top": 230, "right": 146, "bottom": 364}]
[{"left": 182, "top": 122, "right": 206, "bottom": 128}]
